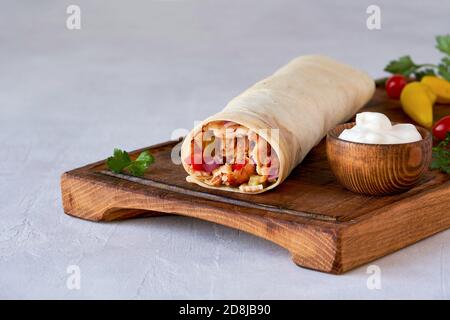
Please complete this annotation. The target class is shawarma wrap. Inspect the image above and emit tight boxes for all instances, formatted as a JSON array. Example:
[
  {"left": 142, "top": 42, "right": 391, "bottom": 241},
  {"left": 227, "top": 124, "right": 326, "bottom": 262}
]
[{"left": 181, "top": 55, "right": 375, "bottom": 194}]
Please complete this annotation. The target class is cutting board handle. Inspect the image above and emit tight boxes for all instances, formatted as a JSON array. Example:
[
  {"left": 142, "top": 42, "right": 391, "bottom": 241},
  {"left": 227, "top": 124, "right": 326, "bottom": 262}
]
[{"left": 61, "top": 172, "right": 343, "bottom": 273}]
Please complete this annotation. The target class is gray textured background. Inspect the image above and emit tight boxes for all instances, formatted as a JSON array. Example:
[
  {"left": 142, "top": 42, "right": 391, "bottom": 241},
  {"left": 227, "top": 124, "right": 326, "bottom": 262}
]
[{"left": 1, "top": 0, "right": 449, "bottom": 299}]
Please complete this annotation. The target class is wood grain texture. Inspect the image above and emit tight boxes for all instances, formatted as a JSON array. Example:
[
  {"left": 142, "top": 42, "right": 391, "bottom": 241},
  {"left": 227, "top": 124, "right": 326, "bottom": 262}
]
[
  {"left": 327, "top": 123, "right": 432, "bottom": 195},
  {"left": 60, "top": 88, "right": 450, "bottom": 274}
]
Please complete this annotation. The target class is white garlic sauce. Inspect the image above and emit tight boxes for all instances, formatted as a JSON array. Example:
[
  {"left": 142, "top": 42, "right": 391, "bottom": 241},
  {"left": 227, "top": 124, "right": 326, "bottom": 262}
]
[{"left": 338, "top": 112, "right": 422, "bottom": 144}]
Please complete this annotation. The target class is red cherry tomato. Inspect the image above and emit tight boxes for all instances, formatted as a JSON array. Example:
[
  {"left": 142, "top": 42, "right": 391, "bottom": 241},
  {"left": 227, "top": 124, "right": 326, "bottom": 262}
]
[
  {"left": 385, "top": 75, "right": 407, "bottom": 99},
  {"left": 432, "top": 116, "right": 450, "bottom": 141}
]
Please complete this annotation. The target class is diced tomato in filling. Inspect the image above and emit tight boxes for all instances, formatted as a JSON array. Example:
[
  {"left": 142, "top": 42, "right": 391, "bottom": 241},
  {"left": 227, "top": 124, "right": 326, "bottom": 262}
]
[
  {"left": 185, "top": 152, "right": 204, "bottom": 171},
  {"left": 191, "top": 156, "right": 204, "bottom": 171},
  {"left": 192, "top": 162, "right": 204, "bottom": 171},
  {"left": 184, "top": 121, "right": 280, "bottom": 189},
  {"left": 231, "top": 163, "right": 246, "bottom": 171},
  {"left": 186, "top": 133, "right": 205, "bottom": 171},
  {"left": 186, "top": 152, "right": 220, "bottom": 173}
]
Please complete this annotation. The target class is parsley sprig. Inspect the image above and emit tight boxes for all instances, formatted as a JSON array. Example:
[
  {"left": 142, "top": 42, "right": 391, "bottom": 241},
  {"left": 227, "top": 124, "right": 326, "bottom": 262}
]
[
  {"left": 384, "top": 34, "right": 450, "bottom": 81},
  {"left": 431, "top": 132, "right": 450, "bottom": 174},
  {"left": 106, "top": 148, "right": 154, "bottom": 177}
]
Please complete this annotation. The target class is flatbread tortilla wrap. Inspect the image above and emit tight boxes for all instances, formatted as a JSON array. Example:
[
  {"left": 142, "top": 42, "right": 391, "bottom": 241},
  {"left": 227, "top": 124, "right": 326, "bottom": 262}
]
[{"left": 181, "top": 55, "right": 375, "bottom": 194}]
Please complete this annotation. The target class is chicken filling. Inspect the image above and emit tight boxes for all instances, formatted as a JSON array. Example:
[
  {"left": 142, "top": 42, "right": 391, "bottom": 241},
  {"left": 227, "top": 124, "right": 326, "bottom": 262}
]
[{"left": 185, "top": 121, "right": 280, "bottom": 192}]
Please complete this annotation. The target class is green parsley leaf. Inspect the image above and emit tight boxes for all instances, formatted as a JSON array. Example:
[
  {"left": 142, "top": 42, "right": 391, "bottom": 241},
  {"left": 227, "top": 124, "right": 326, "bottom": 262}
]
[
  {"left": 106, "top": 148, "right": 131, "bottom": 173},
  {"left": 383, "top": 35, "right": 450, "bottom": 81},
  {"left": 135, "top": 150, "right": 155, "bottom": 164},
  {"left": 413, "top": 68, "right": 436, "bottom": 80},
  {"left": 436, "top": 34, "right": 450, "bottom": 56},
  {"left": 438, "top": 57, "right": 450, "bottom": 81},
  {"left": 106, "top": 149, "right": 154, "bottom": 177},
  {"left": 431, "top": 132, "right": 450, "bottom": 174},
  {"left": 384, "top": 55, "right": 418, "bottom": 76},
  {"left": 126, "top": 151, "right": 155, "bottom": 177}
]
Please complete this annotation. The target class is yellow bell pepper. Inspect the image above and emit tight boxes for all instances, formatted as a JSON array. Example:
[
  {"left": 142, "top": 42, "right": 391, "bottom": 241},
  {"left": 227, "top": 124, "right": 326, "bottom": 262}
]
[
  {"left": 421, "top": 76, "right": 450, "bottom": 104},
  {"left": 400, "top": 82, "right": 434, "bottom": 128},
  {"left": 422, "top": 84, "right": 437, "bottom": 104}
]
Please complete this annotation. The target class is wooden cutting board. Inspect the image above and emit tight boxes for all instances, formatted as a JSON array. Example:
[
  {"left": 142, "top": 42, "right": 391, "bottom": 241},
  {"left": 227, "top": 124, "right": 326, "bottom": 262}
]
[{"left": 60, "top": 88, "right": 450, "bottom": 274}]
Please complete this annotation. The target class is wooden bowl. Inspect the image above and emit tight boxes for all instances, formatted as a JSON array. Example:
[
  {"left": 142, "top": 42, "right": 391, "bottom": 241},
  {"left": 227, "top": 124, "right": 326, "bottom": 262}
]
[{"left": 326, "top": 122, "right": 432, "bottom": 196}]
